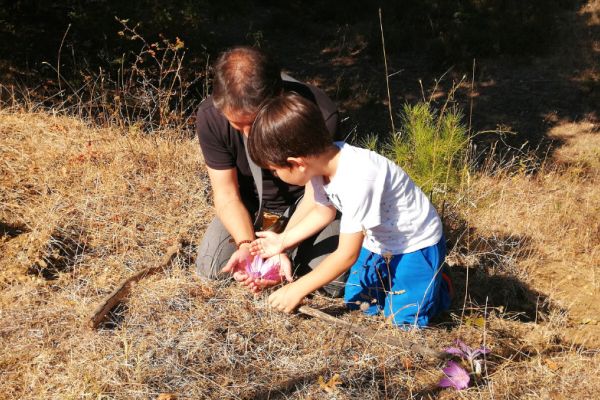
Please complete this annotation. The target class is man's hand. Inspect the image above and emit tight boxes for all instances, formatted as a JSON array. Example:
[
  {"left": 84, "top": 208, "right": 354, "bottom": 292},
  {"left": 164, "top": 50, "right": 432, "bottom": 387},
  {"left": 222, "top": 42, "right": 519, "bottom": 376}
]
[
  {"left": 221, "top": 245, "right": 252, "bottom": 279},
  {"left": 268, "top": 281, "right": 306, "bottom": 313},
  {"left": 223, "top": 247, "right": 293, "bottom": 294},
  {"left": 250, "top": 231, "right": 285, "bottom": 258}
]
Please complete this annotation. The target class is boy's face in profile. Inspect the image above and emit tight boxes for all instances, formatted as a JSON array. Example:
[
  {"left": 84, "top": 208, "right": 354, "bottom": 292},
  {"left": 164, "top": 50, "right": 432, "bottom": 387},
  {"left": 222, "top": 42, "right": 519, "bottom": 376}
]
[{"left": 269, "top": 159, "right": 310, "bottom": 186}]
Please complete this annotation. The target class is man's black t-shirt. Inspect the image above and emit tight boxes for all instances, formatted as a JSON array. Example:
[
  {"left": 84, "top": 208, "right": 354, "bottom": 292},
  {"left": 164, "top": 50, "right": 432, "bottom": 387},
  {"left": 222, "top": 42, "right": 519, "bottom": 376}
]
[{"left": 196, "top": 79, "right": 339, "bottom": 214}]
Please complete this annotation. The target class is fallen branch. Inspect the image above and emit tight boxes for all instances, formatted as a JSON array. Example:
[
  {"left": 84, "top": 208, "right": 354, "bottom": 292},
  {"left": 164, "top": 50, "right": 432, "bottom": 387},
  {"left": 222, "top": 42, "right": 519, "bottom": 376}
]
[
  {"left": 88, "top": 240, "right": 182, "bottom": 329},
  {"left": 297, "top": 305, "right": 445, "bottom": 360}
]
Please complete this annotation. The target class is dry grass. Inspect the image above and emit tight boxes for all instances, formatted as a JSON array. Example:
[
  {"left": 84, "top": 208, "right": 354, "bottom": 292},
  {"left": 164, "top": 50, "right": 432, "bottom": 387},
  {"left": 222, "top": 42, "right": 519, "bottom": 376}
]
[{"left": 1, "top": 110, "right": 599, "bottom": 399}]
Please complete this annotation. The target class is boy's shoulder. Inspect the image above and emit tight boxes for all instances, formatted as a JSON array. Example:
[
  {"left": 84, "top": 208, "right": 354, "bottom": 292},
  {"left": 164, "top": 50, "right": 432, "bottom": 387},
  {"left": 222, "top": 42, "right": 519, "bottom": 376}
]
[
  {"left": 338, "top": 142, "right": 386, "bottom": 161},
  {"left": 336, "top": 143, "right": 390, "bottom": 179}
]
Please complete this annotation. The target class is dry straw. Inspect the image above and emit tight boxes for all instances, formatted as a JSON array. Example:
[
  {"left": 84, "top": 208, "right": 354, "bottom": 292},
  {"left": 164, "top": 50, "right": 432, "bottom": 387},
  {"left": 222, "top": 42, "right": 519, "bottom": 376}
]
[{"left": 1, "top": 103, "right": 599, "bottom": 398}]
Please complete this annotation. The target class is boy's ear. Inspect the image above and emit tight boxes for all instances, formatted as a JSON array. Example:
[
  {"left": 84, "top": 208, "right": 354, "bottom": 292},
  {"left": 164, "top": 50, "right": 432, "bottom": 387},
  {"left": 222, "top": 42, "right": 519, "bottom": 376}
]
[{"left": 287, "top": 156, "right": 307, "bottom": 170}]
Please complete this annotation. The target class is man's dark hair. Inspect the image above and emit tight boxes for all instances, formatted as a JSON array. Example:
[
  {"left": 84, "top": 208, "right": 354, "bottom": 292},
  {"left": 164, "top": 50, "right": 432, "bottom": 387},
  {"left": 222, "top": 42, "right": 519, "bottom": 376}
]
[
  {"left": 212, "top": 47, "right": 283, "bottom": 116},
  {"left": 248, "top": 92, "right": 332, "bottom": 168}
]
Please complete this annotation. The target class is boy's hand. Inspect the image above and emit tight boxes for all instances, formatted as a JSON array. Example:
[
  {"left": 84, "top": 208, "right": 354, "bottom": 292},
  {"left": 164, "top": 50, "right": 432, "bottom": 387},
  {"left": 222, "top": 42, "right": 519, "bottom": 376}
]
[
  {"left": 251, "top": 231, "right": 285, "bottom": 258},
  {"left": 268, "top": 282, "right": 306, "bottom": 313}
]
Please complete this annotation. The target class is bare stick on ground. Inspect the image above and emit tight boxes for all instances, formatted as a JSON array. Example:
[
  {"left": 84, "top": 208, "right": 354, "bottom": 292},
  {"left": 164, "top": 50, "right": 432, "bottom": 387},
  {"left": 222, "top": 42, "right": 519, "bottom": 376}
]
[
  {"left": 88, "top": 240, "right": 182, "bottom": 329},
  {"left": 298, "top": 305, "right": 445, "bottom": 360}
]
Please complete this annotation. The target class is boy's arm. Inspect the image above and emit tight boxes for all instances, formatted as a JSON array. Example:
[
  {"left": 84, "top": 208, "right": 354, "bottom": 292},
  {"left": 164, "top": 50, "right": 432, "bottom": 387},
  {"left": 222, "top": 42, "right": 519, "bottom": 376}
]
[
  {"left": 268, "top": 230, "right": 364, "bottom": 313},
  {"left": 253, "top": 181, "right": 336, "bottom": 257},
  {"left": 280, "top": 203, "right": 336, "bottom": 250},
  {"left": 285, "top": 180, "right": 318, "bottom": 230},
  {"left": 254, "top": 204, "right": 336, "bottom": 257}
]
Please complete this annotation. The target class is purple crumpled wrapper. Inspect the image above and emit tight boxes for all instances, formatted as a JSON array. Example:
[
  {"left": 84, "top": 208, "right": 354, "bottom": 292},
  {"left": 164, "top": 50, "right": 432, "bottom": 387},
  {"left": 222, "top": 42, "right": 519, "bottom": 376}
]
[{"left": 244, "top": 255, "right": 281, "bottom": 280}]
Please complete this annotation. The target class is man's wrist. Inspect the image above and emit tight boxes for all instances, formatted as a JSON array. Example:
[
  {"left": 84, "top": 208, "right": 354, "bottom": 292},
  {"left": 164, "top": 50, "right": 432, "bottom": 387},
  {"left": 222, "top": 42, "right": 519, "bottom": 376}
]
[
  {"left": 236, "top": 239, "right": 253, "bottom": 249},
  {"left": 235, "top": 239, "right": 253, "bottom": 249}
]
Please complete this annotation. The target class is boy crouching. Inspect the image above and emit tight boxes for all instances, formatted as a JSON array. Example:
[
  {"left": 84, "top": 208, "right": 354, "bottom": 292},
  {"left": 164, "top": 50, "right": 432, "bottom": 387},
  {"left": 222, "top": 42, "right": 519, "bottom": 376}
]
[{"left": 247, "top": 93, "right": 451, "bottom": 328}]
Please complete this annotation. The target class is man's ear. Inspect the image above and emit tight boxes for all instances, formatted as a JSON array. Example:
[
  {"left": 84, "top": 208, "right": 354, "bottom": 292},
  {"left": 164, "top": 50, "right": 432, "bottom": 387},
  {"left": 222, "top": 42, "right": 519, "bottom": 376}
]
[{"left": 287, "top": 156, "right": 307, "bottom": 171}]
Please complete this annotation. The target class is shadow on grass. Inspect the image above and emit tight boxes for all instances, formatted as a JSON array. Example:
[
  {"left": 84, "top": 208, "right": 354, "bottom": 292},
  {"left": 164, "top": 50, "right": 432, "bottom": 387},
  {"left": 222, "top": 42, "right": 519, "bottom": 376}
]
[
  {"left": 0, "top": 221, "right": 28, "bottom": 239},
  {"left": 27, "top": 226, "right": 88, "bottom": 281},
  {"left": 439, "top": 224, "right": 563, "bottom": 326},
  {"left": 241, "top": 369, "right": 328, "bottom": 400}
]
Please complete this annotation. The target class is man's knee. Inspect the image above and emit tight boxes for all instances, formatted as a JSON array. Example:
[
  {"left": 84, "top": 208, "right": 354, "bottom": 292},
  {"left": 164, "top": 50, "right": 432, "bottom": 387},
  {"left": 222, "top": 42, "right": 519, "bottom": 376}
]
[
  {"left": 195, "top": 217, "right": 237, "bottom": 279},
  {"left": 195, "top": 251, "right": 231, "bottom": 279}
]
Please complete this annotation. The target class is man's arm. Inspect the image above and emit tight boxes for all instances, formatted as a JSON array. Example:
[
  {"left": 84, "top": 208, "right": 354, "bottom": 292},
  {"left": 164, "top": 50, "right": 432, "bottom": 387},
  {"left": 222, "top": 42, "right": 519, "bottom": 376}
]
[
  {"left": 207, "top": 166, "right": 255, "bottom": 245},
  {"left": 267, "top": 231, "right": 364, "bottom": 313},
  {"left": 279, "top": 204, "right": 336, "bottom": 250}
]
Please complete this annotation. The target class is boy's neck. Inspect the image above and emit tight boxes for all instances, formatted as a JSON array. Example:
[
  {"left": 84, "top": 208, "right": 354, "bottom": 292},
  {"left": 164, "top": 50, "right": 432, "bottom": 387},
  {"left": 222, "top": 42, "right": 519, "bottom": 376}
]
[{"left": 311, "top": 144, "right": 340, "bottom": 184}]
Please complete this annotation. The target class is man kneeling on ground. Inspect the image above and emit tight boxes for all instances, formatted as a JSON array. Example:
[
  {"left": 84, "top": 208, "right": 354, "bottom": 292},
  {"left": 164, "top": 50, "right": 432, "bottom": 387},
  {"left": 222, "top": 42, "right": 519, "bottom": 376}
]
[{"left": 195, "top": 46, "right": 347, "bottom": 295}]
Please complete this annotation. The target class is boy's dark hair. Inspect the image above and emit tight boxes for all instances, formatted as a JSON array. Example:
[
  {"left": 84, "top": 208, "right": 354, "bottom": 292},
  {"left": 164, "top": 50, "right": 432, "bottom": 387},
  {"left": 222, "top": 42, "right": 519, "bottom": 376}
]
[
  {"left": 212, "top": 46, "right": 283, "bottom": 116},
  {"left": 248, "top": 92, "right": 332, "bottom": 168}
]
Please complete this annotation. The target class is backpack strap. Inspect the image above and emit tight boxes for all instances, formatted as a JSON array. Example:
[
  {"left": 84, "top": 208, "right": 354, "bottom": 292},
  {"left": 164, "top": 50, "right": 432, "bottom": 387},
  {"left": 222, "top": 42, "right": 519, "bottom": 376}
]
[{"left": 242, "top": 134, "right": 264, "bottom": 229}]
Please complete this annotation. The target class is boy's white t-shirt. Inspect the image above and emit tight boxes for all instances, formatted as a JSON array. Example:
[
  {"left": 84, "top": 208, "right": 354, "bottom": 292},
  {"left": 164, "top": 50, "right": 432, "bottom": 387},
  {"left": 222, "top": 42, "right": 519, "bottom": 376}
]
[{"left": 311, "top": 142, "right": 442, "bottom": 255}]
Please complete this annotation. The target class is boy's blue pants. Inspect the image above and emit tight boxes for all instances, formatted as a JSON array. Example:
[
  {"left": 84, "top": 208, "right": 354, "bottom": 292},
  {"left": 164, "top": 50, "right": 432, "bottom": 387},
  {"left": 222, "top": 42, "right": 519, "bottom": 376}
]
[{"left": 344, "top": 238, "right": 451, "bottom": 328}]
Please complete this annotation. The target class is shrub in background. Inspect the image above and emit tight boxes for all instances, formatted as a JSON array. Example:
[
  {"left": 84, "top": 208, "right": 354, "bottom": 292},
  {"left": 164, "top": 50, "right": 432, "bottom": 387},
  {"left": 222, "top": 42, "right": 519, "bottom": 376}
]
[{"left": 385, "top": 102, "right": 469, "bottom": 205}]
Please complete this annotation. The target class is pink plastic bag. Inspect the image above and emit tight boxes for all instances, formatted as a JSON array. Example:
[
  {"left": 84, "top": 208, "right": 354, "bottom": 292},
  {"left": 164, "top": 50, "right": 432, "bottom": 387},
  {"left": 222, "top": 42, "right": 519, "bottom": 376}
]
[{"left": 244, "top": 255, "right": 281, "bottom": 281}]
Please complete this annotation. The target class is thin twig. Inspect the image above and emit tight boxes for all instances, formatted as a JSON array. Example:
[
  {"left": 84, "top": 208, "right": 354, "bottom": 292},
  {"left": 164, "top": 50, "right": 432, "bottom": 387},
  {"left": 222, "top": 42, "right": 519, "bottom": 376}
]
[
  {"left": 469, "top": 59, "right": 476, "bottom": 135},
  {"left": 57, "top": 24, "right": 72, "bottom": 97},
  {"left": 379, "top": 8, "right": 395, "bottom": 135},
  {"left": 88, "top": 240, "right": 181, "bottom": 329},
  {"left": 298, "top": 305, "right": 445, "bottom": 360}
]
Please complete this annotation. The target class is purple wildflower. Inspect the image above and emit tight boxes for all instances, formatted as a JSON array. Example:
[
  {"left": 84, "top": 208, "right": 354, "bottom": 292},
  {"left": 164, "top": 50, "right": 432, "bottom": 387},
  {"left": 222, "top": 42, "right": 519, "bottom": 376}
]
[
  {"left": 445, "top": 339, "right": 490, "bottom": 363},
  {"left": 244, "top": 255, "right": 281, "bottom": 280},
  {"left": 439, "top": 361, "right": 470, "bottom": 390}
]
